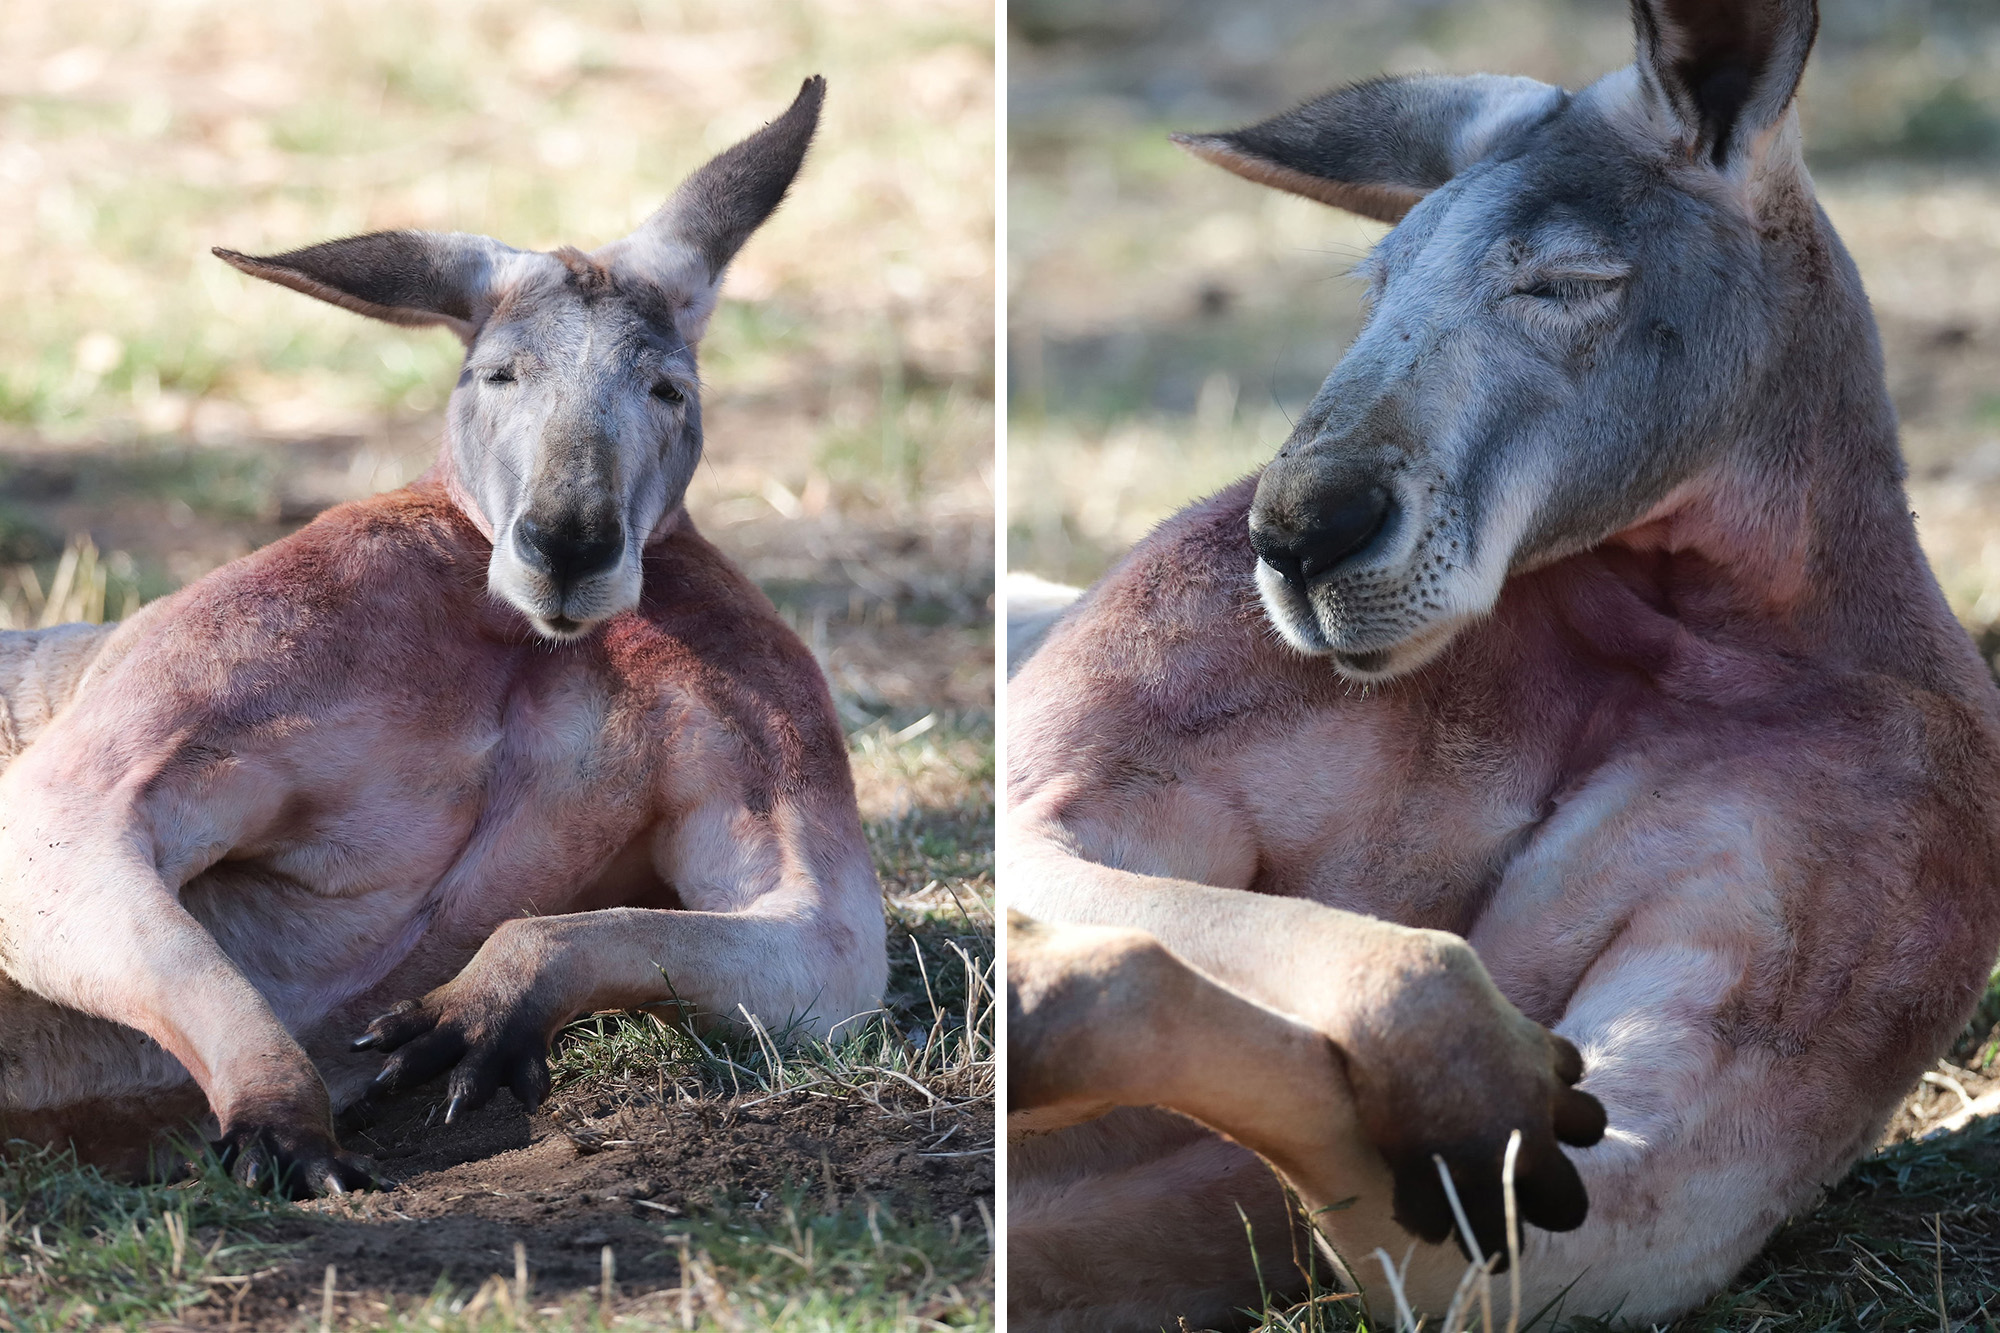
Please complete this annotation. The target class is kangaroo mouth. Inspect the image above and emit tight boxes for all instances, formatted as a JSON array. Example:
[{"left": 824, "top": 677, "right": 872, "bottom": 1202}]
[
  {"left": 488, "top": 540, "right": 643, "bottom": 644},
  {"left": 537, "top": 614, "right": 589, "bottom": 639},
  {"left": 1332, "top": 647, "right": 1393, "bottom": 675},
  {"left": 1254, "top": 552, "right": 1473, "bottom": 683}
]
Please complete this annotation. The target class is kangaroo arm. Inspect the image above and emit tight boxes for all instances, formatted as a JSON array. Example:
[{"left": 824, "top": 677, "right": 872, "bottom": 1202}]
[
  {"left": 1007, "top": 912, "right": 1389, "bottom": 1277},
  {"left": 524, "top": 905, "right": 862, "bottom": 1026},
  {"left": 1008, "top": 814, "right": 1606, "bottom": 1262},
  {"left": 357, "top": 793, "right": 889, "bottom": 1114},
  {"left": 1007, "top": 801, "right": 1470, "bottom": 1042}
]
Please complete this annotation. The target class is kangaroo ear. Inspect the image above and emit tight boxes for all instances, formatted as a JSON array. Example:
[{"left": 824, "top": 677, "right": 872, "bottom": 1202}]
[
  {"left": 1174, "top": 74, "right": 1563, "bottom": 224},
  {"left": 1630, "top": 0, "right": 1818, "bottom": 169},
  {"left": 598, "top": 75, "right": 825, "bottom": 342},
  {"left": 212, "top": 232, "right": 516, "bottom": 341}
]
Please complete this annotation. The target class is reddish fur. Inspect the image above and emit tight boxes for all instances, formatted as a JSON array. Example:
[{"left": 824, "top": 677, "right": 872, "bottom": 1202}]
[
  {"left": 0, "top": 475, "right": 874, "bottom": 1163},
  {"left": 1010, "top": 464, "right": 2000, "bottom": 1315},
  {"left": 1021, "top": 472, "right": 2000, "bottom": 1040}
]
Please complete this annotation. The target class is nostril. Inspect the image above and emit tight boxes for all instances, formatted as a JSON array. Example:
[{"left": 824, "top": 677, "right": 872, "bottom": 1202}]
[
  {"left": 1249, "top": 522, "right": 1307, "bottom": 589},
  {"left": 514, "top": 515, "right": 624, "bottom": 585},
  {"left": 1296, "top": 484, "right": 1392, "bottom": 582},
  {"left": 513, "top": 514, "right": 547, "bottom": 563},
  {"left": 1252, "top": 484, "right": 1394, "bottom": 589}
]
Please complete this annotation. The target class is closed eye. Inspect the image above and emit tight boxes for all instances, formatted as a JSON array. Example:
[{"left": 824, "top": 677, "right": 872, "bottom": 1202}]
[
  {"left": 1514, "top": 274, "right": 1626, "bottom": 303},
  {"left": 481, "top": 367, "right": 516, "bottom": 385}
]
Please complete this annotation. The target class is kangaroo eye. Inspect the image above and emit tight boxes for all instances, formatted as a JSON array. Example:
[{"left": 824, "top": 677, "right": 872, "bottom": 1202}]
[
  {"left": 1519, "top": 276, "right": 1623, "bottom": 302},
  {"left": 482, "top": 368, "right": 516, "bottom": 385},
  {"left": 651, "top": 379, "right": 686, "bottom": 405}
]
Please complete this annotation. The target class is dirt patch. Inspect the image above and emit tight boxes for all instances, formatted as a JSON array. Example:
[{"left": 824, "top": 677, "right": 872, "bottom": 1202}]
[{"left": 174, "top": 1081, "right": 991, "bottom": 1327}]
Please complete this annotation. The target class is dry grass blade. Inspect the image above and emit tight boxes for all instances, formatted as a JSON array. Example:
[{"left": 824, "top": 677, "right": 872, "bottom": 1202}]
[{"left": 0, "top": 536, "right": 142, "bottom": 630}]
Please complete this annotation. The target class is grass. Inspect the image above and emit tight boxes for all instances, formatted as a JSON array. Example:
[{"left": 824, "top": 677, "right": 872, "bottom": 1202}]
[{"left": 0, "top": 1148, "right": 284, "bottom": 1331}]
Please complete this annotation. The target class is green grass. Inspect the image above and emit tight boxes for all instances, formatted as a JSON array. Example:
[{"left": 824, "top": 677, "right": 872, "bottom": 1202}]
[{"left": 0, "top": 1145, "right": 285, "bottom": 1331}]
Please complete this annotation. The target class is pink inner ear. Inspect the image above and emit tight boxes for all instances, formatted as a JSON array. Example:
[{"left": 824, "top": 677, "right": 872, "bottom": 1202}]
[{"left": 1172, "top": 133, "right": 1420, "bottom": 224}]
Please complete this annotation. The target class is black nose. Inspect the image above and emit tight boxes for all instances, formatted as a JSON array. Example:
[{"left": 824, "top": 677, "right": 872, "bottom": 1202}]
[
  {"left": 1249, "top": 483, "right": 1394, "bottom": 589},
  {"left": 514, "top": 512, "right": 624, "bottom": 587}
]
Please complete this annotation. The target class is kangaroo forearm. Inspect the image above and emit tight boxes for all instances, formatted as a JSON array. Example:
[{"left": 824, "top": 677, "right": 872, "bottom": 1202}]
[
  {"left": 1008, "top": 915, "right": 1384, "bottom": 1226},
  {"left": 1008, "top": 838, "right": 1453, "bottom": 1037},
  {"left": 501, "top": 906, "right": 869, "bottom": 1035},
  {"left": 1013, "top": 920, "right": 1352, "bottom": 1134}
]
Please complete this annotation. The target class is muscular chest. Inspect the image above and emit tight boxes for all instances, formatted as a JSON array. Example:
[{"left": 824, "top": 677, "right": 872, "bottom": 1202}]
[
  {"left": 230, "top": 647, "right": 663, "bottom": 918},
  {"left": 1214, "top": 702, "right": 1560, "bottom": 933}
]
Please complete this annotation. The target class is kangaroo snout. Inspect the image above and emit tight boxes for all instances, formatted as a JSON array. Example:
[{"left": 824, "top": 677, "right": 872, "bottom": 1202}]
[
  {"left": 1249, "top": 457, "right": 1396, "bottom": 589},
  {"left": 513, "top": 510, "right": 625, "bottom": 589}
]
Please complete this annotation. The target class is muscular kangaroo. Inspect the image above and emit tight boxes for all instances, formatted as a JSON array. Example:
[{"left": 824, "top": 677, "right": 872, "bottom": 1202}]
[
  {"left": 1006, "top": 2, "right": 2000, "bottom": 1325},
  {"left": 0, "top": 78, "right": 888, "bottom": 1198}
]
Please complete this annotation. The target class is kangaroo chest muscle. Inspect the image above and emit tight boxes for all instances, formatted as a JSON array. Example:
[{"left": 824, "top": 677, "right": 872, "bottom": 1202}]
[
  {"left": 203, "top": 663, "right": 658, "bottom": 923},
  {"left": 1210, "top": 703, "right": 1552, "bottom": 933}
]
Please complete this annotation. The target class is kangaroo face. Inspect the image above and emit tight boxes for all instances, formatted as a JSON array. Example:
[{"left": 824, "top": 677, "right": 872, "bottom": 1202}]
[
  {"left": 1179, "top": 0, "right": 1820, "bottom": 679},
  {"left": 449, "top": 253, "right": 703, "bottom": 639},
  {"left": 216, "top": 77, "right": 825, "bottom": 642}
]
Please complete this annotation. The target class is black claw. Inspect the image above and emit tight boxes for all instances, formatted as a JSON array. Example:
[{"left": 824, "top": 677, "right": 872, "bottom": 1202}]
[
  {"left": 511, "top": 1062, "right": 548, "bottom": 1113},
  {"left": 444, "top": 1093, "right": 466, "bottom": 1124},
  {"left": 351, "top": 1031, "right": 382, "bottom": 1051}
]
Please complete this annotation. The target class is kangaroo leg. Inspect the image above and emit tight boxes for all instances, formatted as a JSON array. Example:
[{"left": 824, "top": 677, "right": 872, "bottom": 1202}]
[
  {"left": 354, "top": 794, "right": 886, "bottom": 1118},
  {"left": 1007, "top": 914, "right": 1356, "bottom": 1331},
  {"left": 0, "top": 971, "right": 215, "bottom": 1178},
  {"left": 0, "top": 624, "right": 116, "bottom": 765},
  {"left": 1010, "top": 1108, "right": 1298, "bottom": 1333},
  {"left": 0, "top": 718, "right": 380, "bottom": 1196}
]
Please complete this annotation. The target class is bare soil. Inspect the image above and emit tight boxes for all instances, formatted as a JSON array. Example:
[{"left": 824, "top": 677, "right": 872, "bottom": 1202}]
[{"left": 169, "top": 1062, "right": 990, "bottom": 1326}]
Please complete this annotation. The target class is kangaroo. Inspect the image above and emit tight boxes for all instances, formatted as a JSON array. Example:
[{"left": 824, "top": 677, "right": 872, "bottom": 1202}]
[
  {"left": 1005, "top": 2, "right": 2000, "bottom": 1325},
  {"left": 0, "top": 78, "right": 888, "bottom": 1198}
]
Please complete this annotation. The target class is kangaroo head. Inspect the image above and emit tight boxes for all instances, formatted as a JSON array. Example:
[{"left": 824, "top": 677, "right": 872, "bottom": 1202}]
[
  {"left": 1181, "top": 0, "right": 1826, "bottom": 680},
  {"left": 216, "top": 77, "right": 824, "bottom": 642}
]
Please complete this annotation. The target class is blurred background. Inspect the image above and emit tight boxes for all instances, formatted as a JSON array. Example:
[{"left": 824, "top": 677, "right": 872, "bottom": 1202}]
[
  {"left": 1008, "top": 0, "right": 2000, "bottom": 659},
  {"left": 0, "top": 0, "right": 994, "bottom": 738}
]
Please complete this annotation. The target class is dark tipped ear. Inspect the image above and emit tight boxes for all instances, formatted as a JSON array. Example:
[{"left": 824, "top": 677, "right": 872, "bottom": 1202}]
[
  {"left": 1630, "top": 0, "right": 1818, "bottom": 169},
  {"left": 212, "top": 232, "right": 515, "bottom": 340},
  {"left": 597, "top": 76, "right": 824, "bottom": 338},
  {"left": 662, "top": 74, "right": 824, "bottom": 276},
  {"left": 1174, "top": 74, "right": 1563, "bottom": 224}
]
